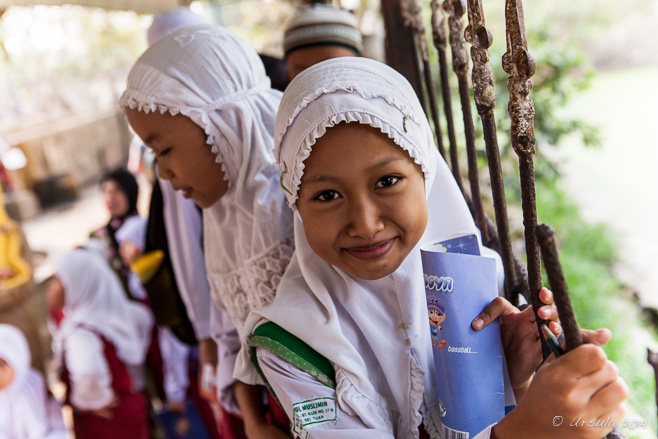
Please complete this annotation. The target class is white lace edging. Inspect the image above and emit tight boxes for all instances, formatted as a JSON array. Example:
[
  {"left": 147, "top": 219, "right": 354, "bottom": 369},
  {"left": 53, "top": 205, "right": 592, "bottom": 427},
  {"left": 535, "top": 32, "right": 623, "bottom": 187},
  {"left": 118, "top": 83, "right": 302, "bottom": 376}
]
[
  {"left": 279, "top": 110, "right": 429, "bottom": 209},
  {"left": 275, "top": 83, "right": 419, "bottom": 149},
  {"left": 207, "top": 237, "right": 294, "bottom": 332},
  {"left": 119, "top": 92, "right": 233, "bottom": 186}
]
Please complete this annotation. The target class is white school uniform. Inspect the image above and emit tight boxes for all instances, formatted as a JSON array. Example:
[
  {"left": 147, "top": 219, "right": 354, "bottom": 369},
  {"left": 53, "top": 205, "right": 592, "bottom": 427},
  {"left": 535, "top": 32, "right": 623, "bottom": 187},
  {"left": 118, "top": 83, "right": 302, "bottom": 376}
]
[
  {"left": 236, "top": 58, "right": 500, "bottom": 438},
  {"left": 120, "top": 25, "right": 294, "bottom": 412},
  {"left": 0, "top": 324, "right": 67, "bottom": 439},
  {"left": 52, "top": 249, "right": 153, "bottom": 410}
]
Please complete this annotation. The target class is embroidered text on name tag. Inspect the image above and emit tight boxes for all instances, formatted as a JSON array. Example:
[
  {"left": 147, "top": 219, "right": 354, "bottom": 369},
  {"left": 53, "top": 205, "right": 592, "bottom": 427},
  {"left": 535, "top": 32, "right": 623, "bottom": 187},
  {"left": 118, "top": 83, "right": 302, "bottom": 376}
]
[{"left": 291, "top": 397, "right": 338, "bottom": 437}]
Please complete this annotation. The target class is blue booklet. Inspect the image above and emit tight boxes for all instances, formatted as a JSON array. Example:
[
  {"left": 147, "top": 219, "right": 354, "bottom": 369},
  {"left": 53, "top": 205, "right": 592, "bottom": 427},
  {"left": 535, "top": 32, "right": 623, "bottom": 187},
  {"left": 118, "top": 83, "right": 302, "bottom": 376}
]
[
  {"left": 156, "top": 400, "right": 211, "bottom": 439},
  {"left": 421, "top": 234, "right": 505, "bottom": 437}
]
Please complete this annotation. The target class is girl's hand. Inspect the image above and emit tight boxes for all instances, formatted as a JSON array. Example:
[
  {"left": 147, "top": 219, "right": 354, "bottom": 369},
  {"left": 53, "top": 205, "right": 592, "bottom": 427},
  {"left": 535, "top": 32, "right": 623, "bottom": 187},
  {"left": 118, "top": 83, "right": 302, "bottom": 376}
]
[
  {"left": 78, "top": 397, "right": 119, "bottom": 420},
  {"left": 492, "top": 340, "right": 628, "bottom": 439},
  {"left": 471, "top": 288, "right": 560, "bottom": 400}
]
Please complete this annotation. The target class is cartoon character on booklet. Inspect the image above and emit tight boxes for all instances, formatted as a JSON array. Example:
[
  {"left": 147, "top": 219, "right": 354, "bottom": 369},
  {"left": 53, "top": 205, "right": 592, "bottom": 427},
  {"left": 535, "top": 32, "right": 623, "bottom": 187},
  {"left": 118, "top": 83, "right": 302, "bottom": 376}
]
[{"left": 428, "top": 301, "right": 447, "bottom": 348}]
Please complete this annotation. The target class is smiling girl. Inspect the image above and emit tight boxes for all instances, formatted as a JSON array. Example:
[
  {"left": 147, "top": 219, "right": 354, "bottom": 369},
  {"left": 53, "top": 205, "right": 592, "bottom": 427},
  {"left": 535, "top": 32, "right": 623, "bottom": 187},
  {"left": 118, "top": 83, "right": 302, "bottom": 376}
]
[{"left": 236, "top": 57, "right": 628, "bottom": 439}]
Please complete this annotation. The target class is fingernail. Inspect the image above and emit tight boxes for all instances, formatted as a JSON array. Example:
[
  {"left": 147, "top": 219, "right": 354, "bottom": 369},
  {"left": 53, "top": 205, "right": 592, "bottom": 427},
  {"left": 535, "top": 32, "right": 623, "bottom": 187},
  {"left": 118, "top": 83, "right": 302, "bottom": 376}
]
[{"left": 472, "top": 318, "right": 484, "bottom": 330}]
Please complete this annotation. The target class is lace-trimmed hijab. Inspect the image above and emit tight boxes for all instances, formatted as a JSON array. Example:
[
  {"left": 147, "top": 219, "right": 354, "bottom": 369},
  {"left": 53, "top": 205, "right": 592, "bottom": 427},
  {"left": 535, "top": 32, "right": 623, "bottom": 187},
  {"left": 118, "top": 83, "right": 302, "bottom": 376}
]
[
  {"left": 236, "top": 57, "right": 479, "bottom": 438},
  {"left": 120, "top": 25, "right": 294, "bottom": 335}
]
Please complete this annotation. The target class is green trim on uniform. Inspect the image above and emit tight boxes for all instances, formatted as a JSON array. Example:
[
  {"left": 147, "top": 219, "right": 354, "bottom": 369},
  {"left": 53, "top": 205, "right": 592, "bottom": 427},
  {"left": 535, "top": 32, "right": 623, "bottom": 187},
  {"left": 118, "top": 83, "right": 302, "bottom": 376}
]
[{"left": 250, "top": 322, "right": 336, "bottom": 389}]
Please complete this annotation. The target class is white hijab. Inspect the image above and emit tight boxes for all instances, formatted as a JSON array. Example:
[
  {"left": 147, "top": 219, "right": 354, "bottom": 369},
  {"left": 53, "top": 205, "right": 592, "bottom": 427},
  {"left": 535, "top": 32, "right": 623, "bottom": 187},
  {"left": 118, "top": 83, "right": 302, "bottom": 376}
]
[
  {"left": 0, "top": 325, "right": 48, "bottom": 439},
  {"left": 120, "top": 25, "right": 294, "bottom": 336},
  {"left": 115, "top": 215, "right": 147, "bottom": 251},
  {"left": 236, "top": 57, "right": 479, "bottom": 438},
  {"left": 52, "top": 249, "right": 153, "bottom": 367}
]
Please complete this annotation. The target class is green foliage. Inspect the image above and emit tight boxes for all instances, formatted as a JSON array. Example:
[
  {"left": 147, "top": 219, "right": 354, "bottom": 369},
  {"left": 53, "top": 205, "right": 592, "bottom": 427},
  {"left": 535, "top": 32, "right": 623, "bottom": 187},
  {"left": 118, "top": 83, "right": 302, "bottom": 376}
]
[{"left": 534, "top": 179, "right": 657, "bottom": 435}]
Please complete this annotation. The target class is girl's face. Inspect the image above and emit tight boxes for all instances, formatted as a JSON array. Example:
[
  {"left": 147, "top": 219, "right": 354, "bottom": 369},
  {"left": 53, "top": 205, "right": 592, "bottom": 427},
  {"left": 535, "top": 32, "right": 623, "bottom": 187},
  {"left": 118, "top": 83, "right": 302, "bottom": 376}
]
[
  {"left": 47, "top": 276, "right": 65, "bottom": 311},
  {"left": 101, "top": 180, "right": 129, "bottom": 218},
  {"left": 119, "top": 242, "right": 142, "bottom": 266},
  {"left": 297, "top": 123, "right": 428, "bottom": 280},
  {"left": 125, "top": 109, "right": 229, "bottom": 209},
  {"left": 0, "top": 357, "right": 15, "bottom": 391}
]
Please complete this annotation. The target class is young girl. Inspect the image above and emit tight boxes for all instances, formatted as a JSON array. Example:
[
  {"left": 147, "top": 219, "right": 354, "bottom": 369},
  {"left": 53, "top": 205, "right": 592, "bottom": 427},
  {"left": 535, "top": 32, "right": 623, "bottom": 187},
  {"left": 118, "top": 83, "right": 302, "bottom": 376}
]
[
  {"left": 0, "top": 324, "right": 66, "bottom": 439},
  {"left": 48, "top": 248, "right": 154, "bottom": 439},
  {"left": 236, "top": 57, "right": 628, "bottom": 438},
  {"left": 120, "top": 24, "right": 294, "bottom": 438}
]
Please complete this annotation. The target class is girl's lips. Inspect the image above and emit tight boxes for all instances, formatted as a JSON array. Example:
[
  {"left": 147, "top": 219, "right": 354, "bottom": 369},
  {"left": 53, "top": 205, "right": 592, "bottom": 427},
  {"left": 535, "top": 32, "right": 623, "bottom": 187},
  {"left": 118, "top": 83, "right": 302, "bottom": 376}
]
[
  {"left": 345, "top": 238, "right": 395, "bottom": 260},
  {"left": 181, "top": 188, "right": 193, "bottom": 198}
]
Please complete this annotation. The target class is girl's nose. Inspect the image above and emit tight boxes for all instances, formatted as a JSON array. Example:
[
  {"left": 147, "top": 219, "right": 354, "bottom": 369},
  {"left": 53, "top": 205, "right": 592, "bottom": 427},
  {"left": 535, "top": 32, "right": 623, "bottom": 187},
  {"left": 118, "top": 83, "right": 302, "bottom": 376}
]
[
  {"left": 347, "top": 197, "right": 384, "bottom": 239},
  {"left": 156, "top": 162, "right": 173, "bottom": 180}
]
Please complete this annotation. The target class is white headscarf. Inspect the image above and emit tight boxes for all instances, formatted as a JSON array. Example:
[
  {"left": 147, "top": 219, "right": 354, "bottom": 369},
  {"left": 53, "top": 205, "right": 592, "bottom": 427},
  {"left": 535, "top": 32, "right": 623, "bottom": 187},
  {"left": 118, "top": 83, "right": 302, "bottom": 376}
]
[
  {"left": 236, "top": 57, "right": 479, "bottom": 438},
  {"left": 115, "top": 216, "right": 147, "bottom": 251},
  {"left": 52, "top": 249, "right": 153, "bottom": 367},
  {"left": 120, "top": 25, "right": 294, "bottom": 336},
  {"left": 147, "top": 7, "right": 208, "bottom": 46},
  {"left": 0, "top": 325, "right": 49, "bottom": 439}
]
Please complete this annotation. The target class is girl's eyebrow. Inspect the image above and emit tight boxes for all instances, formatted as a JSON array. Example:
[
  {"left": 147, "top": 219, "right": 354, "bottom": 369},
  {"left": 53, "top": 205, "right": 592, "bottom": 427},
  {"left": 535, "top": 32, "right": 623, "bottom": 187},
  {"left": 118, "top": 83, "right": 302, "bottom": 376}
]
[
  {"left": 304, "top": 156, "right": 405, "bottom": 184},
  {"left": 142, "top": 133, "right": 159, "bottom": 147}
]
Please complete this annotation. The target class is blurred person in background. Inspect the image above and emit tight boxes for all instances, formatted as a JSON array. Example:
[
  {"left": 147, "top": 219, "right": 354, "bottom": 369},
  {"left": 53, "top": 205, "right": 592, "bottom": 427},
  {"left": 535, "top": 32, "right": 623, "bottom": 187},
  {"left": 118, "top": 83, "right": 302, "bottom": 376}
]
[
  {"left": 116, "top": 215, "right": 221, "bottom": 438},
  {"left": 90, "top": 168, "right": 140, "bottom": 299},
  {"left": 47, "top": 248, "right": 153, "bottom": 439},
  {"left": 0, "top": 181, "right": 46, "bottom": 378},
  {"left": 283, "top": 3, "right": 364, "bottom": 80},
  {"left": 0, "top": 324, "right": 66, "bottom": 439}
]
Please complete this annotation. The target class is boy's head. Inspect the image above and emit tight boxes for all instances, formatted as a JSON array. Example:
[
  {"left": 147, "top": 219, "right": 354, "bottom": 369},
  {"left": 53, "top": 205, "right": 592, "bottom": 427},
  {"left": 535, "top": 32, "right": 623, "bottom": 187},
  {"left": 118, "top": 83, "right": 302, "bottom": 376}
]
[
  {"left": 284, "top": 4, "right": 363, "bottom": 80},
  {"left": 121, "top": 25, "right": 280, "bottom": 210},
  {"left": 275, "top": 58, "right": 439, "bottom": 280},
  {"left": 0, "top": 324, "right": 30, "bottom": 393}
]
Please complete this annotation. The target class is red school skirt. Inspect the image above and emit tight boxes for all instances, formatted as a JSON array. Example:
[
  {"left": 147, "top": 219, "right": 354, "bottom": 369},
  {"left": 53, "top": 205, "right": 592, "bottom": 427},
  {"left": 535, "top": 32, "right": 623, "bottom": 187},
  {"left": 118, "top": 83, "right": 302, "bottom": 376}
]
[{"left": 61, "top": 329, "right": 151, "bottom": 439}]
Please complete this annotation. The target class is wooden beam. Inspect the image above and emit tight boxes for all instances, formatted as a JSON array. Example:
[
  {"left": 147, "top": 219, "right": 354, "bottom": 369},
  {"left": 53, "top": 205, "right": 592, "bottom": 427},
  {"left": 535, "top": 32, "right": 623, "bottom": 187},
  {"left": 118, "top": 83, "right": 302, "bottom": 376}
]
[{"left": 380, "top": 0, "right": 425, "bottom": 108}]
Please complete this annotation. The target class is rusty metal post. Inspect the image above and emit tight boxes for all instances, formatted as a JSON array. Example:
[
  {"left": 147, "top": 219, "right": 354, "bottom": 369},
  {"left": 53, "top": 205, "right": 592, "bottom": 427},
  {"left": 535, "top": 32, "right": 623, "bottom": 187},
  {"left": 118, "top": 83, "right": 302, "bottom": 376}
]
[
  {"left": 402, "top": 0, "right": 447, "bottom": 159},
  {"left": 464, "top": 0, "right": 525, "bottom": 303},
  {"left": 430, "top": 0, "right": 462, "bottom": 187},
  {"left": 537, "top": 224, "right": 628, "bottom": 439},
  {"left": 648, "top": 349, "right": 658, "bottom": 425},
  {"left": 501, "top": 0, "right": 545, "bottom": 315},
  {"left": 536, "top": 225, "right": 582, "bottom": 349},
  {"left": 381, "top": 0, "right": 426, "bottom": 111}
]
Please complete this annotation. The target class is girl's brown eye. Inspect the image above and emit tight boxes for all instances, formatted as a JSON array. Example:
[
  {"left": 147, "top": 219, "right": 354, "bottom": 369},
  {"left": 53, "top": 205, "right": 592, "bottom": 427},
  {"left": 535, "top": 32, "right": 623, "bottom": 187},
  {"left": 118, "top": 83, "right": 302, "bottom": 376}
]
[
  {"left": 375, "top": 176, "right": 400, "bottom": 189},
  {"left": 315, "top": 190, "right": 341, "bottom": 202}
]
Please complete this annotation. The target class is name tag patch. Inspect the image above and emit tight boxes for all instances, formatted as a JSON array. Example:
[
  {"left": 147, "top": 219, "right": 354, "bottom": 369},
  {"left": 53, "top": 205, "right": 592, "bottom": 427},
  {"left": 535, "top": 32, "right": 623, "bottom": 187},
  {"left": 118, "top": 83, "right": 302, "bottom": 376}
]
[{"left": 292, "top": 397, "right": 338, "bottom": 436}]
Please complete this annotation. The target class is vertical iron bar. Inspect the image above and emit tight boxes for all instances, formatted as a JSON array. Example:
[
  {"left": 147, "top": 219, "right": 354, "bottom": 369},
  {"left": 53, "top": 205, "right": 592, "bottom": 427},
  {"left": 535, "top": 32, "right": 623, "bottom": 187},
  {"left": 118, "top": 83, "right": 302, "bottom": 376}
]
[
  {"left": 464, "top": 0, "right": 522, "bottom": 303},
  {"left": 430, "top": 0, "right": 462, "bottom": 188},
  {"left": 440, "top": 0, "right": 485, "bottom": 245},
  {"left": 402, "top": 0, "right": 447, "bottom": 159},
  {"left": 536, "top": 225, "right": 582, "bottom": 350},
  {"left": 537, "top": 224, "right": 628, "bottom": 439},
  {"left": 647, "top": 349, "right": 658, "bottom": 426},
  {"left": 501, "top": 0, "right": 544, "bottom": 316}
]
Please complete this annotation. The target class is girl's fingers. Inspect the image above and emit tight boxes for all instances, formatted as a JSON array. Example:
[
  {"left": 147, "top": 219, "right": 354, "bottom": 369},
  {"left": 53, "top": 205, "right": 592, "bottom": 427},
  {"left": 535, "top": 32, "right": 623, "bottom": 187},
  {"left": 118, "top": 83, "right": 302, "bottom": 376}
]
[
  {"left": 538, "top": 287, "right": 553, "bottom": 305},
  {"left": 537, "top": 304, "right": 558, "bottom": 321},
  {"left": 472, "top": 296, "right": 517, "bottom": 330},
  {"left": 589, "top": 377, "right": 629, "bottom": 420},
  {"left": 548, "top": 320, "right": 562, "bottom": 337},
  {"left": 581, "top": 328, "right": 612, "bottom": 346}
]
